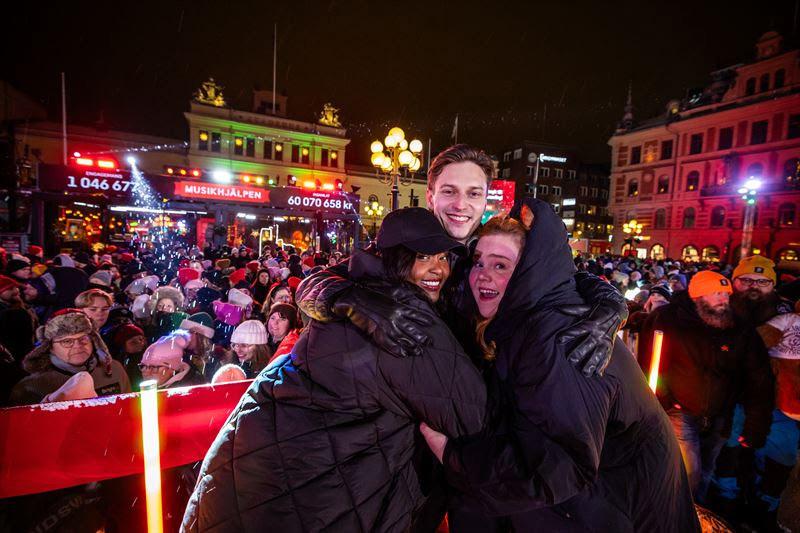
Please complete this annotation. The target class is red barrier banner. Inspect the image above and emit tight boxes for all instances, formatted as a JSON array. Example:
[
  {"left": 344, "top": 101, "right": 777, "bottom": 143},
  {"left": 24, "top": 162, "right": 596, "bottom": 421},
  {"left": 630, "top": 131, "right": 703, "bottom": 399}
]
[{"left": 0, "top": 380, "right": 251, "bottom": 499}]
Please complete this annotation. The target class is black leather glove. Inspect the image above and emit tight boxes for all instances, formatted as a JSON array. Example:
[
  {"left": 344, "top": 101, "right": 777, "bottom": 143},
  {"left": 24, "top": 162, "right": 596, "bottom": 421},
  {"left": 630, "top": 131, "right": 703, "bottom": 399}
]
[
  {"left": 557, "top": 299, "right": 629, "bottom": 377},
  {"left": 332, "top": 285, "right": 431, "bottom": 357}
]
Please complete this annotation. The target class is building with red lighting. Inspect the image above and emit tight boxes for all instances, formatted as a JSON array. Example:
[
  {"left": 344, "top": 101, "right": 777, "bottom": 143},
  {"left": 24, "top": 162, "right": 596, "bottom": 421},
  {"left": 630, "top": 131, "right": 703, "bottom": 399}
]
[{"left": 608, "top": 31, "right": 800, "bottom": 263}]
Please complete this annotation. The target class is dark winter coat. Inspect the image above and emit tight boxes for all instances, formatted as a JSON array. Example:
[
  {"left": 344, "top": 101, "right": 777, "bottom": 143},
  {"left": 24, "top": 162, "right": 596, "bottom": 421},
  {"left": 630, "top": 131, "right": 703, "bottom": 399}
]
[
  {"left": 639, "top": 290, "right": 774, "bottom": 447},
  {"left": 48, "top": 266, "right": 89, "bottom": 311},
  {"left": 182, "top": 252, "right": 487, "bottom": 532},
  {"left": 444, "top": 199, "right": 699, "bottom": 533}
]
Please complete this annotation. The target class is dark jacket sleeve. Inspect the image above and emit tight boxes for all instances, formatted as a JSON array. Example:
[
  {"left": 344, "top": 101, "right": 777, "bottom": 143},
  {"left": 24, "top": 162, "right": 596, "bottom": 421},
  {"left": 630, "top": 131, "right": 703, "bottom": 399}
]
[
  {"left": 443, "top": 316, "right": 617, "bottom": 516},
  {"left": 740, "top": 331, "right": 775, "bottom": 448},
  {"left": 295, "top": 262, "right": 352, "bottom": 322},
  {"left": 574, "top": 272, "right": 627, "bottom": 313},
  {"left": 377, "top": 319, "right": 487, "bottom": 438}
]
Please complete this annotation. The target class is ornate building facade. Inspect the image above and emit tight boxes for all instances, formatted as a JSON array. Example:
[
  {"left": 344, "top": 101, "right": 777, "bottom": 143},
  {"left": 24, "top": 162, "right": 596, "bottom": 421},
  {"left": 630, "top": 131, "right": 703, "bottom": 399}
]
[{"left": 608, "top": 32, "right": 800, "bottom": 263}]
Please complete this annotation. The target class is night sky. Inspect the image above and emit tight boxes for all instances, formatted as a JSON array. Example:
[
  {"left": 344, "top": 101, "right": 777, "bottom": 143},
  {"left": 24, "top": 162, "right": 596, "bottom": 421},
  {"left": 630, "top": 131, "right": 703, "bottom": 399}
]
[{"left": 4, "top": 1, "right": 797, "bottom": 165}]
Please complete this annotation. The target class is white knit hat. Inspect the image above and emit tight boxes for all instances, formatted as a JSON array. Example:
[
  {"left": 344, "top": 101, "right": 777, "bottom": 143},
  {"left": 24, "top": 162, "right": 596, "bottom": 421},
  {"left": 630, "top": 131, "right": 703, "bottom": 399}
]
[
  {"left": 227, "top": 288, "right": 253, "bottom": 309},
  {"left": 230, "top": 319, "right": 268, "bottom": 345},
  {"left": 89, "top": 270, "right": 113, "bottom": 287}
]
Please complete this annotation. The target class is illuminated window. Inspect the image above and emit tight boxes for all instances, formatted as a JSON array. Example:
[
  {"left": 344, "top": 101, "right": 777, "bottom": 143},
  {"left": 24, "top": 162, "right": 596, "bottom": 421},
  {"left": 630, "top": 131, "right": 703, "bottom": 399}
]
[
  {"left": 702, "top": 246, "right": 720, "bottom": 262},
  {"left": 301, "top": 147, "right": 310, "bottom": 164},
  {"left": 686, "top": 171, "right": 699, "bottom": 191},
  {"left": 779, "top": 249, "right": 800, "bottom": 262},
  {"left": 627, "top": 179, "right": 639, "bottom": 197},
  {"left": 274, "top": 143, "right": 283, "bottom": 161},
  {"left": 199, "top": 130, "right": 209, "bottom": 151},
  {"left": 778, "top": 203, "right": 796, "bottom": 227},
  {"left": 211, "top": 132, "right": 221, "bottom": 153},
  {"left": 650, "top": 244, "right": 665, "bottom": 260},
  {"left": 657, "top": 175, "right": 670, "bottom": 194},
  {"left": 234, "top": 137, "right": 244, "bottom": 156},
  {"left": 682, "top": 245, "right": 699, "bottom": 262},
  {"left": 330, "top": 150, "right": 338, "bottom": 168},
  {"left": 784, "top": 158, "right": 800, "bottom": 185}
]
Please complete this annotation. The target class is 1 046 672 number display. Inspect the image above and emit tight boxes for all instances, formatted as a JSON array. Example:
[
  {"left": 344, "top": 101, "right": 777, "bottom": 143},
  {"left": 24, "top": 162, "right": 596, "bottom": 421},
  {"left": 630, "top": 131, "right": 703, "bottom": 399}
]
[{"left": 66, "top": 175, "right": 132, "bottom": 192}]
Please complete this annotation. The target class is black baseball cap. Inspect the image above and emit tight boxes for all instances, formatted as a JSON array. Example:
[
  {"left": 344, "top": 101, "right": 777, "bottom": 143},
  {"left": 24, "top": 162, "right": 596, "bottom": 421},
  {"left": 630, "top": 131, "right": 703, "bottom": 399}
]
[{"left": 377, "top": 207, "right": 467, "bottom": 256}]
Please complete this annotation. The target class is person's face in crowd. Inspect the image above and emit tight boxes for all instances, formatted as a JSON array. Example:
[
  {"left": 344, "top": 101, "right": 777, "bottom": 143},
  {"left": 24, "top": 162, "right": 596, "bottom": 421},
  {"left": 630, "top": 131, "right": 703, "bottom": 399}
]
[
  {"left": 258, "top": 272, "right": 269, "bottom": 285},
  {"left": 644, "top": 293, "right": 669, "bottom": 313},
  {"left": 268, "top": 312, "right": 290, "bottom": 341},
  {"left": 139, "top": 362, "right": 174, "bottom": 387},
  {"left": 733, "top": 274, "right": 774, "bottom": 300},
  {"left": 22, "top": 284, "right": 38, "bottom": 302},
  {"left": 272, "top": 288, "right": 292, "bottom": 305},
  {"left": 51, "top": 333, "right": 93, "bottom": 366},
  {"left": 426, "top": 162, "right": 488, "bottom": 243},
  {"left": 698, "top": 291, "right": 730, "bottom": 313},
  {"left": 232, "top": 343, "right": 256, "bottom": 362},
  {"left": 0, "top": 286, "right": 22, "bottom": 305},
  {"left": 156, "top": 298, "right": 176, "bottom": 313},
  {"left": 109, "top": 266, "right": 121, "bottom": 280},
  {"left": 694, "top": 291, "right": 734, "bottom": 329},
  {"left": 124, "top": 334, "right": 147, "bottom": 354},
  {"left": 668, "top": 277, "right": 684, "bottom": 292},
  {"left": 408, "top": 252, "right": 450, "bottom": 303},
  {"left": 12, "top": 266, "right": 32, "bottom": 280},
  {"left": 469, "top": 234, "right": 522, "bottom": 319},
  {"left": 83, "top": 297, "right": 111, "bottom": 329},
  {"left": 186, "top": 286, "right": 200, "bottom": 301}
]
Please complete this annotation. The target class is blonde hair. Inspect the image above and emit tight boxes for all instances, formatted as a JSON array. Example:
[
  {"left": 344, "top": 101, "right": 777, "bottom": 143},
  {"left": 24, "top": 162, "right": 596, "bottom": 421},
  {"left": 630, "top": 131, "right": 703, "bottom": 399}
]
[
  {"left": 474, "top": 215, "right": 527, "bottom": 361},
  {"left": 74, "top": 288, "right": 113, "bottom": 308}
]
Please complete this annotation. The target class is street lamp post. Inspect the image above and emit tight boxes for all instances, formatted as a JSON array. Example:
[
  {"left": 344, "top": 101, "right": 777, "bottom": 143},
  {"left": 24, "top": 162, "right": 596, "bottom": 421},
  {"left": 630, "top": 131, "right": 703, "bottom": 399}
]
[
  {"left": 622, "top": 219, "right": 644, "bottom": 257},
  {"left": 370, "top": 127, "right": 424, "bottom": 211},
  {"left": 364, "top": 200, "right": 385, "bottom": 237},
  {"left": 738, "top": 177, "right": 761, "bottom": 258}
]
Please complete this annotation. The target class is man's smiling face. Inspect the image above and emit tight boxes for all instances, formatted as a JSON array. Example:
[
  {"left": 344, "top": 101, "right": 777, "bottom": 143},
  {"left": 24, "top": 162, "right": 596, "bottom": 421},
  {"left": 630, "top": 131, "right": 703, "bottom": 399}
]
[{"left": 426, "top": 161, "right": 488, "bottom": 243}]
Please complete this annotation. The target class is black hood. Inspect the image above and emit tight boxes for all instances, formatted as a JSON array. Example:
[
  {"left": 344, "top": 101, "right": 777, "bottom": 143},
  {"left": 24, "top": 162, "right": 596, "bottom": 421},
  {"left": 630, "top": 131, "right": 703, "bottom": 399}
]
[{"left": 487, "top": 198, "right": 578, "bottom": 338}]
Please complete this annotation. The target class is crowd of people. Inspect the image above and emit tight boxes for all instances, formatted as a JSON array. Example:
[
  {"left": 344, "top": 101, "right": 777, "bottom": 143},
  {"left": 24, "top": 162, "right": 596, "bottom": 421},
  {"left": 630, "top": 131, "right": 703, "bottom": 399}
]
[{"left": 0, "top": 144, "right": 798, "bottom": 532}]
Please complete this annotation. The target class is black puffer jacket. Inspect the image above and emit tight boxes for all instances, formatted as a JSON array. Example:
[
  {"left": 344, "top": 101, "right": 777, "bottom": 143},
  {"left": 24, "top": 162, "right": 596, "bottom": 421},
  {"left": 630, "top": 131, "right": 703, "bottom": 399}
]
[
  {"left": 444, "top": 199, "right": 699, "bottom": 532},
  {"left": 639, "top": 290, "right": 774, "bottom": 447},
  {"left": 182, "top": 251, "right": 486, "bottom": 532}
]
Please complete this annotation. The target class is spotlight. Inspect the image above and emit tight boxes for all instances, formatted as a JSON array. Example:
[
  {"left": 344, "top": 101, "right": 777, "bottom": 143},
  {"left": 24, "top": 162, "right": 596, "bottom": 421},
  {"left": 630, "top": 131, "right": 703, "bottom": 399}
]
[
  {"left": 126, "top": 156, "right": 136, "bottom": 165},
  {"left": 212, "top": 170, "right": 232, "bottom": 183}
]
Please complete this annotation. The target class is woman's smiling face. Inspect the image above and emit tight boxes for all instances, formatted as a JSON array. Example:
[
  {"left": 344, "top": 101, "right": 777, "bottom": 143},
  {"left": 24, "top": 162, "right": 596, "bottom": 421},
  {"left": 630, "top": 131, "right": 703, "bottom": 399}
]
[
  {"left": 468, "top": 234, "right": 522, "bottom": 318},
  {"left": 407, "top": 252, "right": 451, "bottom": 303}
]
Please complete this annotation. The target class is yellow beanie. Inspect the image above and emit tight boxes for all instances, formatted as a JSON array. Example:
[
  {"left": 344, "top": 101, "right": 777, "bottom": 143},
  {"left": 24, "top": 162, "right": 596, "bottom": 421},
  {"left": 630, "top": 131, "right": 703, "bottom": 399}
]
[
  {"left": 688, "top": 270, "right": 733, "bottom": 299},
  {"left": 733, "top": 255, "right": 776, "bottom": 283}
]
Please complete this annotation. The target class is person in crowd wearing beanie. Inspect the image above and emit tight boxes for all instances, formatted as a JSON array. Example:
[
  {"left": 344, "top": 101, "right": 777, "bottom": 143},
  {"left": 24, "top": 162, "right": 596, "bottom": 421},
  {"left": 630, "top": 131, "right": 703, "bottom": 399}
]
[
  {"left": 112, "top": 323, "right": 147, "bottom": 385},
  {"left": 644, "top": 283, "right": 672, "bottom": 313},
  {"left": 210, "top": 363, "right": 247, "bottom": 384},
  {"left": 87, "top": 270, "right": 115, "bottom": 294},
  {"left": 640, "top": 270, "right": 774, "bottom": 503},
  {"left": 210, "top": 289, "right": 251, "bottom": 350},
  {"left": 177, "top": 267, "right": 200, "bottom": 287},
  {"left": 184, "top": 207, "right": 487, "bottom": 532},
  {"left": 9, "top": 309, "right": 131, "bottom": 405},
  {"left": 179, "top": 312, "right": 217, "bottom": 378},
  {"left": 228, "top": 319, "right": 271, "bottom": 378},
  {"left": 227, "top": 268, "right": 248, "bottom": 288},
  {"left": 709, "top": 255, "right": 799, "bottom": 529},
  {"left": 6, "top": 256, "right": 32, "bottom": 282},
  {"left": 144, "top": 286, "right": 188, "bottom": 342},
  {"left": 182, "top": 279, "right": 205, "bottom": 314},
  {"left": 139, "top": 331, "right": 205, "bottom": 389},
  {"left": 261, "top": 282, "right": 293, "bottom": 317}
]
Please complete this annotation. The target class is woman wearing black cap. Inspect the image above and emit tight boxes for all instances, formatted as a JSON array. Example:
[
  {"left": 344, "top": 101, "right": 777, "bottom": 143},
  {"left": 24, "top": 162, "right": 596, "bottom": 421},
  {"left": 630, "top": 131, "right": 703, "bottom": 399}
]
[{"left": 183, "top": 207, "right": 487, "bottom": 533}]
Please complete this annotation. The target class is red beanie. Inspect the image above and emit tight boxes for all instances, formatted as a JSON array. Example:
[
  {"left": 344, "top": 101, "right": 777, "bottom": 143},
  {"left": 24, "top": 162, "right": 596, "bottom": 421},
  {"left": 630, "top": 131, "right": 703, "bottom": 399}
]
[
  {"left": 178, "top": 267, "right": 200, "bottom": 286},
  {"left": 246, "top": 260, "right": 260, "bottom": 273},
  {"left": 120, "top": 252, "right": 134, "bottom": 263},
  {"left": 229, "top": 268, "right": 248, "bottom": 286},
  {"left": 0, "top": 275, "right": 22, "bottom": 294},
  {"left": 28, "top": 245, "right": 43, "bottom": 257},
  {"left": 287, "top": 276, "right": 302, "bottom": 292},
  {"left": 106, "top": 245, "right": 118, "bottom": 253},
  {"left": 113, "top": 323, "right": 145, "bottom": 348}
]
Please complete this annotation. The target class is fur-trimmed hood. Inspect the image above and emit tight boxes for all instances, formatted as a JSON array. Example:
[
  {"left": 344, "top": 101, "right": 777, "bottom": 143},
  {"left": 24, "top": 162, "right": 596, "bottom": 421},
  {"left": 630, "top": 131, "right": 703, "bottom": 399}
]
[{"left": 149, "top": 285, "right": 185, "bottom": 312}]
